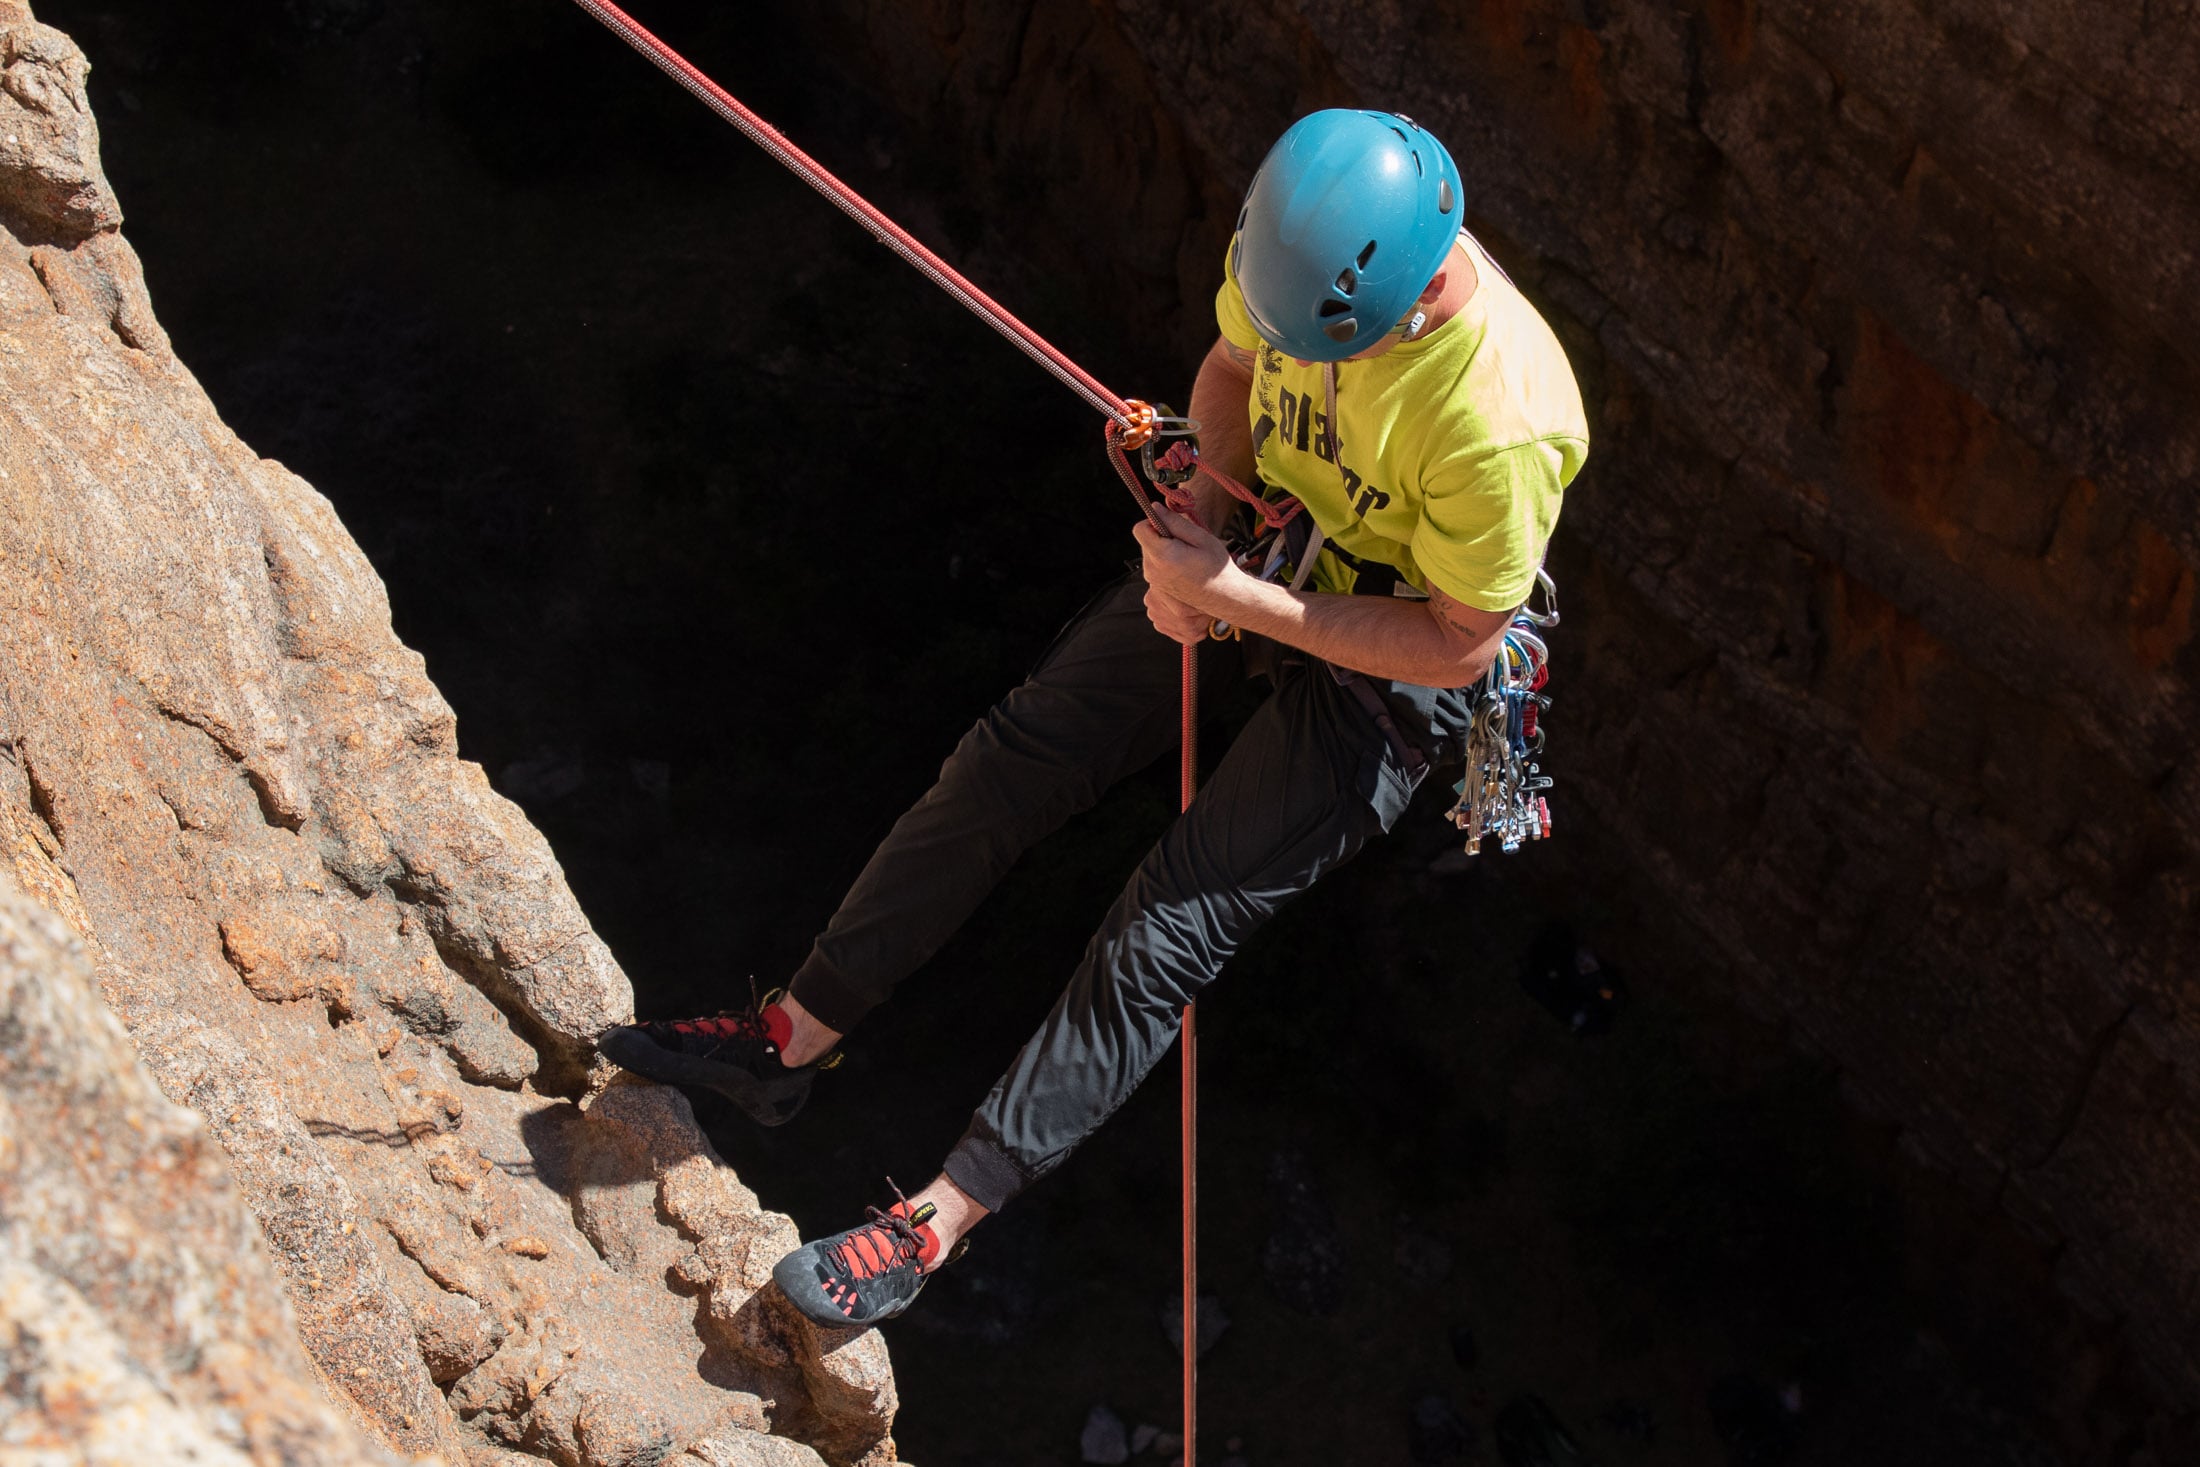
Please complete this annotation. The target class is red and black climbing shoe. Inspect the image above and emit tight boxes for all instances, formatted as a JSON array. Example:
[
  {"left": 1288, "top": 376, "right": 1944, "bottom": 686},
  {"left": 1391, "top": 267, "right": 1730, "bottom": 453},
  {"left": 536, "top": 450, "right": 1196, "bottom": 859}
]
[
  {"left": 773, "top": 1186, "right": 968, "bottom": 1328},
  {"left": 596, "top": 984, "right": 836, "bottom": 1128}
]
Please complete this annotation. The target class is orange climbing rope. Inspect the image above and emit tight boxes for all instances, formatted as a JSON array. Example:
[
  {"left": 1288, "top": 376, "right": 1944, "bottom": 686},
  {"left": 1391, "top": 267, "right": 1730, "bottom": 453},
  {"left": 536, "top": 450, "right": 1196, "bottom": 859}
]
[{"left": 566, "top": 3, "right": 1270, "bottom": 1459}]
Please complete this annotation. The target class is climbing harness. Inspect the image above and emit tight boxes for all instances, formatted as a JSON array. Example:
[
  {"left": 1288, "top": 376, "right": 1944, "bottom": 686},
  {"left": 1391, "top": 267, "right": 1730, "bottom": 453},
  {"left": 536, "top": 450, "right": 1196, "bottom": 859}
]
[
  {"left": 566, "top": 6, "right": 1560, "bottom": 1458},
  {"left": 1451, "top": 568, "right": 1560, "bottom": 854}
]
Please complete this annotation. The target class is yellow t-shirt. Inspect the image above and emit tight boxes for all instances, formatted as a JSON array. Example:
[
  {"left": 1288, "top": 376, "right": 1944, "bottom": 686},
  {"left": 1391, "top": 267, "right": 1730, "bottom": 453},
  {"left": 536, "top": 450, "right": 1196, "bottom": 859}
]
[{"left": 1215, "top": 230, "right": 1588, "bottom": 611}]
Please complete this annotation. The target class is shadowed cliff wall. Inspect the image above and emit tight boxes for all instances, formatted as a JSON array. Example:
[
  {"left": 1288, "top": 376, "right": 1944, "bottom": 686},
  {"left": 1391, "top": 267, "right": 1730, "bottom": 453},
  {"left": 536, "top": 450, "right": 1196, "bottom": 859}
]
[{"left": 798, "top": 0, "right": 2200, "bottom": 1415}]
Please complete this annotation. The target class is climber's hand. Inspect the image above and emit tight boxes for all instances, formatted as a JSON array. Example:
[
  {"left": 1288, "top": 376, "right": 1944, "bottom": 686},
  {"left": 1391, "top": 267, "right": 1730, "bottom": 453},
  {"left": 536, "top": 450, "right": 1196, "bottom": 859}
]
[
  {"left": 1134, "top": 507, "right": 1234, "bottom": 646},
  {"left": 1142, "top": 581, "right": 1211, "bottom": 645}
]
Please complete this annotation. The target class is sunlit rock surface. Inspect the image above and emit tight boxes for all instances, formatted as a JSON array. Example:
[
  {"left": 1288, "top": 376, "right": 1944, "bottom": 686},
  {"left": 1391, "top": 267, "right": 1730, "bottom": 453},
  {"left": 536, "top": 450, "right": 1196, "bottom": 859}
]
[
  {"left": 0, "top": 872, "right": 399, "bottom": 1467},
  {"left": 0, "top": 5, "right": 895, "bottom": 1462}
]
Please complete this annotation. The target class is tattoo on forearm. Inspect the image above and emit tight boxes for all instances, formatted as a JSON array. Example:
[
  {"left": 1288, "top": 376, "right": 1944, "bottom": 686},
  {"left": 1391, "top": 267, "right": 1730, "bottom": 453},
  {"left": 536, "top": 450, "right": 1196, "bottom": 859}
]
[{"left": 1434, "top": 598, "right": 1486, "bottom": 636}]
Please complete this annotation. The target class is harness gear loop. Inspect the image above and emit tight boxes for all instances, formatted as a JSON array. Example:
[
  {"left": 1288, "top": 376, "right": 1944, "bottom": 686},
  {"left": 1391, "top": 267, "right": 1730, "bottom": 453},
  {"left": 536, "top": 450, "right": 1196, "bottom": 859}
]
[{"left": 1449, "top": 576, "right": 1561, "bottom": 855}]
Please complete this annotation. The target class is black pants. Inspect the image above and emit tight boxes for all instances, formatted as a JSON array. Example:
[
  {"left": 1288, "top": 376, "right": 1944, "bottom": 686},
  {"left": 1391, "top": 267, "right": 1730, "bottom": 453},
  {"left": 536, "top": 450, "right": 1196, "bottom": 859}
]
[{"left": 789, "top": 571, "right": 1474, "bottom": 1212}]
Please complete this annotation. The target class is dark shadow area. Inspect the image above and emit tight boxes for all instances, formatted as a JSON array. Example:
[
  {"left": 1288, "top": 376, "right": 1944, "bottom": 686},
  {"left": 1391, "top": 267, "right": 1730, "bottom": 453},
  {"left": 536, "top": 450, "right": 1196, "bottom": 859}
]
[
  {"left": 39, "top": 1, "right": 2138, "bottom": 1462},
  {"left": 515, "top": 1098, "right": 631, "bottom": 1197}
]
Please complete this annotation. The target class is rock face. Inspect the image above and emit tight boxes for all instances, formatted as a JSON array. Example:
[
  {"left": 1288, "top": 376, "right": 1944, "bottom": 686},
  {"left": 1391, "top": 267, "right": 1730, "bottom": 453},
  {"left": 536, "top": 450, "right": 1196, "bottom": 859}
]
[
  {"left": 0, "top": 872, "right": 394, "bottom": 1467},
  {"left": 805, "top": 0, "right": 2200, "bottom": 1418},
  {"left": 0, "top": 6, "right": 895, "bottom": 1463}
]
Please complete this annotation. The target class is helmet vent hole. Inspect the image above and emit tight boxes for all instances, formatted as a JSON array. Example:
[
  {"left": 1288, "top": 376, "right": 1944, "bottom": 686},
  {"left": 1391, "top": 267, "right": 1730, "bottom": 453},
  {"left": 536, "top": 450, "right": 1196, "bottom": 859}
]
[
  {"left": 1230, "top": 238, "right": 1243, "bottom": 274},
  {"left": 1236, "top": 204, "right": 1249, "bottom": 230},
  {"left": 1334, "top": 268, "right": 1357, "bottom": 296},
  {"left": 1437, "top": 178, "right": 1455, "bottom": 214},
  {"left": 1411, "top": 151, "right": 1425, "bottom": 176},
  {"left": 1357, "top": 240, "right": 1378, "bottom": 269},
  {"left": 1318, "top": 299, "right": 1353, "bottom": 318},
  {"left": 1322, "top": 319, "right": 1359, "bottom": 343}
]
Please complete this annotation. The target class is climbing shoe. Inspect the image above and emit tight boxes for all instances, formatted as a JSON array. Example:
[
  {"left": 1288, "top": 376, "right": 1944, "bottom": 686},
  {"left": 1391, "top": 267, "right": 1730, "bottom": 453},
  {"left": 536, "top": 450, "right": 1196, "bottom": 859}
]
[
  {"left": 596, "top": 983, "right": 835, "bottom": 1128},
  {"left": 773, "top": 1185, "right": 968, "bottom": 1328}
]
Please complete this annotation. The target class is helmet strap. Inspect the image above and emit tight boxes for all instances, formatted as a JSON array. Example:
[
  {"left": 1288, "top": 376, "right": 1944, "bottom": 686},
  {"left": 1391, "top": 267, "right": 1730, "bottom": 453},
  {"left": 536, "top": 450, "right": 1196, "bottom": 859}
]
[{"left": 1400, "top": 310, "right": 1428, "bottom": 342}]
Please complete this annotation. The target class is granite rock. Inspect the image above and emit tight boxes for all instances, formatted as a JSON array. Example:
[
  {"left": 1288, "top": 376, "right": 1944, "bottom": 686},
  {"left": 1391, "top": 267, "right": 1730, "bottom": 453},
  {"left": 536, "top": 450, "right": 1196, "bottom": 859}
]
[
  {"left": 0, "top": 7, "right": 899, "bottom": 1462},
  {"left": 0, "top": 871, "right": 397, "bottom": 1466}
]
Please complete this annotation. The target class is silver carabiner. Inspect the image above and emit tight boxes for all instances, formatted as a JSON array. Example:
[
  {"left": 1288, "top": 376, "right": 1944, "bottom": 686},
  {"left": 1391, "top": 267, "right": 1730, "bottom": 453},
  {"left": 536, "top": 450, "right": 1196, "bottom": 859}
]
[{"left": 1517, "top": 566, "right": 1560, "bottom": 628}]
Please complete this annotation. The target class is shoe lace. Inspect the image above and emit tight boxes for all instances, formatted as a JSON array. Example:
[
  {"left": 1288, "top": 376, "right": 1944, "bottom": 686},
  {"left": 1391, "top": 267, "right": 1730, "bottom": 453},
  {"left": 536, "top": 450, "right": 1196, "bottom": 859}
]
[
  {"left": 666, "top": 977, "right": 774, "bottom": 1045},
  {"left": 825, "top": 1179, "right": 926, "bottom": 1283}
]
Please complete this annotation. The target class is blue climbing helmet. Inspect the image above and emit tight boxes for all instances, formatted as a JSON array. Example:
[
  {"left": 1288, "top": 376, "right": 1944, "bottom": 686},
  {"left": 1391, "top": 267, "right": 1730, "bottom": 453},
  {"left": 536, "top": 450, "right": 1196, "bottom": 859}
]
[{"left": 1231, "top": 109, "right": 1464, "bottom": 362}]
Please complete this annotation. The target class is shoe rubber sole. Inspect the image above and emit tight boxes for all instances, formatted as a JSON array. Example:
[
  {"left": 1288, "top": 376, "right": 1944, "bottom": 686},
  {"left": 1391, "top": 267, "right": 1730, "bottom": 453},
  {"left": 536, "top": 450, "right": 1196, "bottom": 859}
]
[
  {"left": 596, "top": 1025, "right": 812, "bottom": 1127},
  {"left": 772, "top": 1240, "right": 930, "bottom": 1328}
]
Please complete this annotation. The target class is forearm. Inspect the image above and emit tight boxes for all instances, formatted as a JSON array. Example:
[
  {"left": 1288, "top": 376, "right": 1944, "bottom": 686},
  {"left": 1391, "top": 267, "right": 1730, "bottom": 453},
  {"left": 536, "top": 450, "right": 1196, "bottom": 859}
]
[
  {"left": 1208, "top": 576, "right": 1493, "bottom": 689},
  {"left": 1185, "top": 338, "right": 1257, "bottom": 533}
]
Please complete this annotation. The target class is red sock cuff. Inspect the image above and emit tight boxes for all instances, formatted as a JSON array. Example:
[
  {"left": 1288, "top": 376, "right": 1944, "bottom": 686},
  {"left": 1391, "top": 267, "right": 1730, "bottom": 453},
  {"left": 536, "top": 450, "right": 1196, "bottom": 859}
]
[
  {"left": 761, "top": 1002, "right": 793, "bottom": 1051},
  {"left": 906, "top": 1217, "right": 941, "bottom": 1268}
]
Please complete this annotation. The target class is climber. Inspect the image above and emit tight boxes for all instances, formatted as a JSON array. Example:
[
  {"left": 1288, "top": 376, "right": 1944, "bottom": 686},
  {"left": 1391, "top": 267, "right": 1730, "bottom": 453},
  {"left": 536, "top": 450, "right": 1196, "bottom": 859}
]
[{"left": 599, "top": 108, "right": 1589, "bottom": 1327}]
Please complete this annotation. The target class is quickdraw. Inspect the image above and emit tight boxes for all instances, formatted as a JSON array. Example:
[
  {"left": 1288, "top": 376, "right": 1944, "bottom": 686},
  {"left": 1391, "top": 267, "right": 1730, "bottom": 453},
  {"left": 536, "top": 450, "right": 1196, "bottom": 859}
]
[{"left": 1450, "top": 568, "right": 1560, "bottom": 854}]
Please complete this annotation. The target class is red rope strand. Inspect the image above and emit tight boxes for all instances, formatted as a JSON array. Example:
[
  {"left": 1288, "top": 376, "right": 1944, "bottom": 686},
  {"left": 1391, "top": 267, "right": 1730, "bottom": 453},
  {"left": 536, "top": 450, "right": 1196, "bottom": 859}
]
[
  {"left": 573, "top": 7, "right": 1205, "bottom": 1455},
  {"left": 568, "top": 0, "right": 1133, "bottom": 426},
  {"left": 1106, "top": 419, "right": 1200, "bottom": 1466}
]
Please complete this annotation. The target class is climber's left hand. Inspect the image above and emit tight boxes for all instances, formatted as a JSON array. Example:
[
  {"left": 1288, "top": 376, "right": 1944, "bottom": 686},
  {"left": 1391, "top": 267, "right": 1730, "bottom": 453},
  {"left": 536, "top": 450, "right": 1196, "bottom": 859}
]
[{"left": 1133, "top": 506, "right": 1236, "bottom": 631}]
